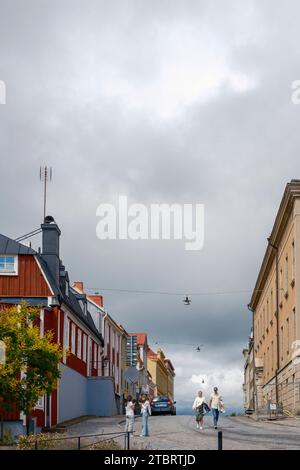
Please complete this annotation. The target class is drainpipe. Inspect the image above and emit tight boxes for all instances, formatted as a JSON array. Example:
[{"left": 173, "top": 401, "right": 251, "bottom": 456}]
[
  {"left": 267, "top": 238, "right": 280, "bottom": 407},
  {"left": 248, "top": 304, "right": 258, "bottom": 419}
]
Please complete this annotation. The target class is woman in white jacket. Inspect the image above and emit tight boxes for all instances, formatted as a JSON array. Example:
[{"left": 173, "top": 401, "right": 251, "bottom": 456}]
[
  {"left": 139, "top": 394, "right": 151, "bottom": 437},
  {"left": 192, "top": 390, "right": 207, "bottom": 430}
]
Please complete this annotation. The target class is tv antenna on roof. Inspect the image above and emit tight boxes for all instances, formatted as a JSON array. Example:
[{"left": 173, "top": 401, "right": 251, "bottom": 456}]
[{"left": 40, "top": 166, "right": 52, "bottom": 221}]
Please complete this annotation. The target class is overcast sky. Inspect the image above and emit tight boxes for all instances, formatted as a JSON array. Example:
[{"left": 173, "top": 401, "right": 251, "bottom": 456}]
[{"left": 1, "top": 0, "right": 300, "bottom": 412}]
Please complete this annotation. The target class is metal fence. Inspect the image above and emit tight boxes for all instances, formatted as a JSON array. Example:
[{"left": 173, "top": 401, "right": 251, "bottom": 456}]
[{"left": 34, "top": 430, "right": 133, "bottom": 450}]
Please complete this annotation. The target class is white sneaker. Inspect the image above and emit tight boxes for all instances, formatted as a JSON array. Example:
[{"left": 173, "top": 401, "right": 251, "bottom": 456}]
[
  {"left": 200, "top": 426, "right": 203, "bottom": 430},
  {"left": 196, "top": 424, "right": 199, "bottom": 429}
]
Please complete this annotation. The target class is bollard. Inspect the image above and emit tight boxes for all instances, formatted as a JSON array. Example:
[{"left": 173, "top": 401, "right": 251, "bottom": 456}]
[
  {"left": 78, "top": 436, "right": 81, "bottom": 450},
  {"left": 127, "top": 432, "right": 130, "bottom": 450},
  {"left": 218, "top": 431, "right": 223, "bottom": 450}
]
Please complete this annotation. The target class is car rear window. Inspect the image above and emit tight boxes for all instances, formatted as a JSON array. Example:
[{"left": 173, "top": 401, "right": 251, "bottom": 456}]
[{"left": 153, "top": 397, "right": 169, "bottom": 402}]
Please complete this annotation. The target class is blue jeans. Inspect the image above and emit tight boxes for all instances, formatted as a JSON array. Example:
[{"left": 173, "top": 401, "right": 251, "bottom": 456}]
[
  {"left": 142, "top": 412, "right": 149, "bottom": 436},
  {"left": 212, "top": 408, "right": 220, "bottom": 427}
]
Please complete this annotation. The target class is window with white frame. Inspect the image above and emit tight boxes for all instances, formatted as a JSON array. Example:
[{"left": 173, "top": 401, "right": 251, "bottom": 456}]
[
  {"left": 77, "top": 329, "right": 82, "bottom": 359},
  {"left": 35, "top": 395, "right": 44, "bottom": 409},
  {"left": 82, "top": 334, "right": 87, "bottom": 362},
  {"left": 71, "top": 323, "right": 76, "bottom": 354},
  {"left": 40, "top": 310, "right": 44, "bottom": 338},
  {"left": 0, "top": 255, "right": 18, "bottom": 275}
]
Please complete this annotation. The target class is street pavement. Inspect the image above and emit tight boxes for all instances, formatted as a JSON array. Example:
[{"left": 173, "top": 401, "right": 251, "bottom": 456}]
[{"left": 67, "top": 415, "right": 300, "bottom": 450}]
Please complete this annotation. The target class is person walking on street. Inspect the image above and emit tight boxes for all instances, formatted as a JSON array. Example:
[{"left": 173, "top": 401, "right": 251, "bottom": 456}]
[
  {"left": 140, "top": 394, "right": 151, "bottom": 437},
  {"left": 124, "top": 395, "right": 135, "bottom": 434},
  {"left": 192, "top": 390, "right": 209, "bottom": 430},
  {"left": 209, "top": 387, "right": 223, "bottom": 429}
]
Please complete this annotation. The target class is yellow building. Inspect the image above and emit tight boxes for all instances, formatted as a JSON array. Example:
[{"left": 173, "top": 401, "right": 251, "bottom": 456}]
[
  {"left": 248, "top": 180, "right": 300, "bottom": 414},
  {"left": 164, "top": 358, "right": 175, "bottom": 401},
  {"left": 147, "top": 347, "right": 175, "bottom": 399}
]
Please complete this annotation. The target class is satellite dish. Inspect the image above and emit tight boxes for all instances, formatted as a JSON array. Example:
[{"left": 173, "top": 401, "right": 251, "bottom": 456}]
[
  {"left": 44, "top": 215, "right": 55, "bottom": 224},
  {"left": 125, "top": 367, "right": 139, "bottom": 382}
]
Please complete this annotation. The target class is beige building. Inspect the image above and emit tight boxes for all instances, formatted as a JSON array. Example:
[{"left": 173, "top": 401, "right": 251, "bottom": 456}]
[{"left": 248, "top": 180, "right": 300, "bottom": 414}]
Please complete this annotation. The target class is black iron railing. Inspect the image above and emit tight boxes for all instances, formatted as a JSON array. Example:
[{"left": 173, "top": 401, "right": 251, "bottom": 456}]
[{"left": 34, "top": 430, "right": 133, "bottom": 450}]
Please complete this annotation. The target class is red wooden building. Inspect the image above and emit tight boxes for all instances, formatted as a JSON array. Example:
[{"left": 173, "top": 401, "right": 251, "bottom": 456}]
[{"left": 0, "top": 216, "right": 107, "bottom": 432}]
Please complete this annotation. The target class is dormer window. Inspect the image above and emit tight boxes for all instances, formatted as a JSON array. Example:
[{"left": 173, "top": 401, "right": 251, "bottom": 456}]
[
  {"left": 0, "top": 255, "right": 18, "bottom": 275},
  {"left": 79, "top": 299, "right": 87, "bottom": 316}
]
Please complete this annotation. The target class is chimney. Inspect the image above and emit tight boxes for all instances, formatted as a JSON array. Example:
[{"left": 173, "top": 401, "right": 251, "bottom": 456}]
[
  {"left": 73, "top": 281, "right": 84, "bottom": 293},
  {"left": 89, "top": 294, "right": 103, "bottom": 308},
  {"left": 41, "top": 216, "right": 61, "bottom": 285}
]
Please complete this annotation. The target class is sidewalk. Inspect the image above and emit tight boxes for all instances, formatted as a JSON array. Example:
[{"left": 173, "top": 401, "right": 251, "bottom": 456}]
[
  {"left": 65, "top": 415, "right": 125, "bottom": 435},
  {"left": 234, "top": 414, "right": 300, "bottom": 428}
]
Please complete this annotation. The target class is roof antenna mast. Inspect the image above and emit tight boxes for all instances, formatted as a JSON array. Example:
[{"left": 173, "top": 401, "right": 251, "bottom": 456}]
[{"left": 40, "top": 166, "right": 52, "bottom": 222}]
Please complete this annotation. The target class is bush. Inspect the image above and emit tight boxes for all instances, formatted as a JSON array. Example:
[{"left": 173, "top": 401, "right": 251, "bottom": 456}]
[
  {"left": 88, "top": 439, "right": 122, "bottom": 450},
  {"left": 0, "top": 429, "right": 14, "bottom": 446},
  {"left": 17, "top": 432, "right": 64, "bottom": 450}
]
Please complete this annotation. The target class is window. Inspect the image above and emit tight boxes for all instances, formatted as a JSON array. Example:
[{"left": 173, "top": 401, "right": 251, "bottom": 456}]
[
  {"left": 270, "top": 290, "right": 273, "bottom": 316},
  {"left": 40, "top": 310, "right": 44, "bottom": 338},
  {"left": 260, "top": 314, "right": 262, "bottom": 338},
  {"left": 293, "top": 308, "right": 296, "bottom": 342},
  {"left": 71, "top": 323, "right": 76, "bottom": 354},
  {"left": 292, "top": 241, "right": 295, "bottom": 282},
  {"left": 77, "top": 329, "right": 82, "bottom": 359},
  {"left": 0, "top": 255, "right": 18, "bottom": 275},
  {"left": 82, "top": 334, "right": 87, "bottom": 362},
  {"left": 266, "top": 300, "right": 269, "bottom": 328},
  {"left": 279, "top": 268, "right": 283, "bottom": 303},
  {"left": 285, "top": 256, "right": 289, "bottom": 294},
  {"left": 281, "top": 325, "right": 284, "bottom": 362},
  {"left": 271, "top": 341, "right": 274, "bottom": 371},
  {"left": 35, "top": 396, "right": 44, "bottom": 410},
  {"left": 286, "top": 318, "right": 290, "bottom": 354}
]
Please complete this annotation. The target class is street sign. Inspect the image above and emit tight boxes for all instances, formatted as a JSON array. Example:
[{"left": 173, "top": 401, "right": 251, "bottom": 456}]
[{"left": 270, "top": 403, "right": 277, "bottom": 411}]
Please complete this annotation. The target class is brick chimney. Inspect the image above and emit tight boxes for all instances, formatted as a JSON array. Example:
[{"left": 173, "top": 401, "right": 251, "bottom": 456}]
[
  {"left": 89, "top": 294, "right": 103, "bottom": 308},
  {"left": 73, "top": 281, "right": 84, "bottom": 293}
]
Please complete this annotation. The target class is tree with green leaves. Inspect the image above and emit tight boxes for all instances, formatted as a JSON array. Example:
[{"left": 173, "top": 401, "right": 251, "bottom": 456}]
[{"left": 0, "top": 303, "right": 62, "bottom": 436}]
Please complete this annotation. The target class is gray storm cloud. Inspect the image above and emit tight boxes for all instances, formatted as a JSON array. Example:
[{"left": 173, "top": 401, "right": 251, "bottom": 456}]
[{"left": 1, "top": 0, "right": 300, "bottom": 410}]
